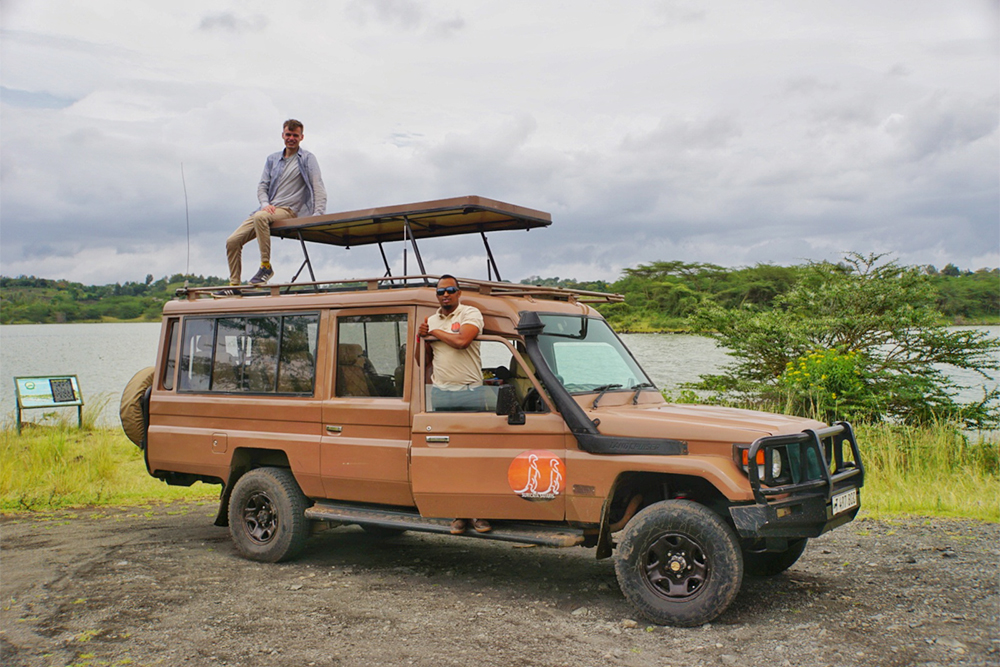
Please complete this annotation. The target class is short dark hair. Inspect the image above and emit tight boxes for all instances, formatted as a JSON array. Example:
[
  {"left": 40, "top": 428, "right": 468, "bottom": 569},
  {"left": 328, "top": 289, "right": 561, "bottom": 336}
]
[
  {"left": 283, "top": 119, "right": 304, "bottom": 133},
  {"left": 437, "top": 274, "right": 459, "bottom": 288}
]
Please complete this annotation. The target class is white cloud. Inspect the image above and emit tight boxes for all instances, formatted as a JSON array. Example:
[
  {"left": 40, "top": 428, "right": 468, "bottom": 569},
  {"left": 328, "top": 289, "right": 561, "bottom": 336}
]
[{"left": 0, "top": 0, "right": 996, "bottom": 286}]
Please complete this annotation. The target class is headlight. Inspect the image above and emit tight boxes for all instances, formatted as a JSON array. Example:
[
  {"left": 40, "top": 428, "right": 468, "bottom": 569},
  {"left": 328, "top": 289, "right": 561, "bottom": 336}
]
[{"left": 739, "top": 447, "right": 782, "bottom": 483}]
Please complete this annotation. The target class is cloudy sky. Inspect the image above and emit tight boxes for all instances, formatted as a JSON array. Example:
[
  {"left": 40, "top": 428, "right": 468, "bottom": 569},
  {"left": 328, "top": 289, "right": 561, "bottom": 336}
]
[{"left": 1, "top": 1, "right": 997, "bottom": 286}]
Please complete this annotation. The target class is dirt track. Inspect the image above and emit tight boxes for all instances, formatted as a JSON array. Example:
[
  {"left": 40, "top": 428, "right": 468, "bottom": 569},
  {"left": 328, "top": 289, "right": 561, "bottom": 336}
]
[{"left": 1, "top": 501, "right": 997, "bottom": 667}]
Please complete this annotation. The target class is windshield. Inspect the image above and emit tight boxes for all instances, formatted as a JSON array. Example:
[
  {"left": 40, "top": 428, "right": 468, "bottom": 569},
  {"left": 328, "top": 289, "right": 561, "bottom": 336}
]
[{"left": 535, "top": 315, "right": 654, "bottom": 394}]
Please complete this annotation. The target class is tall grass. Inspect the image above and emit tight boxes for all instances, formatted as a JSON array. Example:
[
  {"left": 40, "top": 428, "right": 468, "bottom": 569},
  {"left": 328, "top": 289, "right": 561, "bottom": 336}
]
[
  {"left": 856, "top": 422, "right": 999, "bottom": 521},
  {"left": 0, "top": 425, "right": 216, "bottom": 511}
]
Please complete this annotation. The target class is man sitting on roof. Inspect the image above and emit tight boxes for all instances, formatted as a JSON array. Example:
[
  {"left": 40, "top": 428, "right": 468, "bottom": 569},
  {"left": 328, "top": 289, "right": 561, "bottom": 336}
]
[{"left": 225, "top": 119, "right": 327, "bottom": 288}]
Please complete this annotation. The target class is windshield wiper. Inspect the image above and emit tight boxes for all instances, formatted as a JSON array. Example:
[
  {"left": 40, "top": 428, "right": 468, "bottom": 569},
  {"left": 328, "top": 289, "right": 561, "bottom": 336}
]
[
  {"left": 630, "top": 382, "right": 656, "bottom": 405},
  {"left": 591, "top": 384, "right": 622, "bottom": 409}
]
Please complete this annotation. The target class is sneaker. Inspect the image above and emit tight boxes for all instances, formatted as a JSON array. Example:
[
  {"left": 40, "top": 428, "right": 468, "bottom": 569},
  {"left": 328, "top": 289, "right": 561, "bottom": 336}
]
[
  {"left": 450, "top": 518, "right": 468, "bottom": 535},
  {"left": 249, "top": 266, "right": 274, "bottom": 285},
  {"left": 213, "top": 287, "right": 240, "bottom": 297},
  {"left": 471, "top": 518, "right": 492, "bottom": 534}
]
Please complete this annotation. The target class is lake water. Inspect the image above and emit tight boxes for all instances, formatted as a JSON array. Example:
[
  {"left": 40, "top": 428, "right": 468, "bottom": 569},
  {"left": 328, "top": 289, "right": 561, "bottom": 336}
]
[{"left": 1, "top": 323, "right": 996, "bottom": 428}]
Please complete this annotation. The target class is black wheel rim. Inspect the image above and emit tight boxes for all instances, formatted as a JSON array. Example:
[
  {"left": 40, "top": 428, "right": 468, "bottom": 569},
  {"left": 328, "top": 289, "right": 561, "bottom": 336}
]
[
  {"left": 242, "top": 491, "right": 279, "bottom": 544},
  {"left": 642, "top": 533, "right": 709, "bottom": 600}
]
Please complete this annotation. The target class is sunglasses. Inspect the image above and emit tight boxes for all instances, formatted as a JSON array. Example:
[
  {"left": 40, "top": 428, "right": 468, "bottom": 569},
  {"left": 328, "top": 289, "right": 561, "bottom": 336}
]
[{"left": 436, "top": 286, "right": 459, "bottom": 296}]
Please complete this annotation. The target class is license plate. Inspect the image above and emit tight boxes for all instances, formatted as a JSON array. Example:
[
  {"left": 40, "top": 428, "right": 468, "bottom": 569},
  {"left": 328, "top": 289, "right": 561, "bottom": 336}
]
[{"left": 832, "top": 488, "right": 858, "bottom": 515}]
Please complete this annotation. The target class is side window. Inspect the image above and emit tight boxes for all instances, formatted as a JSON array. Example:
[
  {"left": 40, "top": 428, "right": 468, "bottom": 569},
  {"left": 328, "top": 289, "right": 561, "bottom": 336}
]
[
  {"left": 179, "top": 317, "right": 215, "bottom": 391},
  {"left": 426, "top": 339, "right": 546, "bottom": 413},
  {"left": 162, "top": 318, "right": 179, "bottom": 391},
  {"left": 178, "top": 313, "right": 318, "bottom": 395},
  {"left": 278, "top": 315, "right": 319, "bottom": 393},
  {"left": 336, "top": 313, "right": 408, "bottom": 397}
]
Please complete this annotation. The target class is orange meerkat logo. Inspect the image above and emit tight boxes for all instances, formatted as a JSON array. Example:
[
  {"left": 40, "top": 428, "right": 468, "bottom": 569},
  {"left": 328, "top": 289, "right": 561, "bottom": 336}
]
[{"left": 508, "top": 450, "right": 564, "bottom": 500}]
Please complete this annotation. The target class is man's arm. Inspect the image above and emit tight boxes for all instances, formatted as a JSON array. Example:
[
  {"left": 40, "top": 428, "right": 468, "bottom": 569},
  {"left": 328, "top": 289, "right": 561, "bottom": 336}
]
[
  {"left": 257, "top": 156, "right": 273, "bottom": 210},
  {"left": 427, "top": 323, "right": 480, "bottom": 349},
  {"left": 307, "top": 153, "right": 327, "bottom": 215}
]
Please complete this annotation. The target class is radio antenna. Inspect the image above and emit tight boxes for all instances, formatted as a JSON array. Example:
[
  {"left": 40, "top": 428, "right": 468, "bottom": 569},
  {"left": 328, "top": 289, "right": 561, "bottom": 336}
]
[{"left": 180, "top": 163, "right": 191, "bottom": 278}]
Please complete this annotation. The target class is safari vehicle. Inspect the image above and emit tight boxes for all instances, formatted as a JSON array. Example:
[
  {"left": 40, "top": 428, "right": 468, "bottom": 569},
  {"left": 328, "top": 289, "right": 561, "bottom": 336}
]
[{"left": 120, "top": 196, "right": 864, "bottom": 627}]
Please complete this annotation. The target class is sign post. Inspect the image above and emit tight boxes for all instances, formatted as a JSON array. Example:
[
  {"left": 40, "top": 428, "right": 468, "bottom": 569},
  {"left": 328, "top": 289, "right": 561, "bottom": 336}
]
[{"left": 13, "top": 375, "right": 84, "bottom": 434}]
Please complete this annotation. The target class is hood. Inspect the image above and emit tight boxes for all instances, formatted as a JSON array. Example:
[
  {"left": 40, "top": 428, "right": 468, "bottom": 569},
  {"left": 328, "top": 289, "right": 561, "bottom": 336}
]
[{"left": 585, "top": 402, "right": 828, "bottom": 445}]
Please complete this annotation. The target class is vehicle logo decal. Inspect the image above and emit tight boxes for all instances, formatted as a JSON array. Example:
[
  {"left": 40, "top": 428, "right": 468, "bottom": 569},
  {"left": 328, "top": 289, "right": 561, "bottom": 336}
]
[{"left": 508, "top": 450, "right": 564, "bottom": 500}]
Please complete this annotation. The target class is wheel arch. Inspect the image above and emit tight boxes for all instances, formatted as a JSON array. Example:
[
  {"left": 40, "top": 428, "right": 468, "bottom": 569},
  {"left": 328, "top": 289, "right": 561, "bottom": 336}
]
[{"left": 596, "top": 471, "right": 733, "bottom": 559}]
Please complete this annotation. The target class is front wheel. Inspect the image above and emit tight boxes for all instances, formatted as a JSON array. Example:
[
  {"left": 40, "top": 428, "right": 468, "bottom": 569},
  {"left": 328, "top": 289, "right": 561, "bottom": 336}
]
[
  {"left": 614, "top": 500, "right": 743, "bottom": 627},
  {"left": 228, "top": 468, "right": 310, "bottom": 563}
]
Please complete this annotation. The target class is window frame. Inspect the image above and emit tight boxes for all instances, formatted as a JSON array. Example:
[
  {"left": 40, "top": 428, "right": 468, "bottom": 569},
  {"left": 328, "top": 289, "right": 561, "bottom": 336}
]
[{"left": 175, "top": 311, "right": 320, "bottom": 397}]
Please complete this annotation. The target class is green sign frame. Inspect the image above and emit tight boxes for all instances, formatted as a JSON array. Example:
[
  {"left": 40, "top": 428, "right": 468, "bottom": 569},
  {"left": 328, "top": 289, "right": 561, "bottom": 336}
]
[{"left": 13, "top": 375, "right": 84, "bottom": 434}]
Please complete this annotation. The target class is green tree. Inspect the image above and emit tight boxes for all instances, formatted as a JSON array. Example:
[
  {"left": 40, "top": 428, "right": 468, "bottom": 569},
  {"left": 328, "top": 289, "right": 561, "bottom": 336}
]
[{"left": 690, "top": 253, "right": 1000, "bottom": 428}]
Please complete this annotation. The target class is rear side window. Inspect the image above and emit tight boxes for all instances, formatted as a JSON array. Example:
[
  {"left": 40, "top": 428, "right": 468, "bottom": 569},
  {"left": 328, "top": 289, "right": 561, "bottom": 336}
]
[
  {"left": 178, "top": 313, "right": 319, "bottom": 395},
  {"left": 336, "top": 313, "right": 408, "bottom": 397},
  {"left": 162, "top": 318, "right": 179, "bottom": 390}
]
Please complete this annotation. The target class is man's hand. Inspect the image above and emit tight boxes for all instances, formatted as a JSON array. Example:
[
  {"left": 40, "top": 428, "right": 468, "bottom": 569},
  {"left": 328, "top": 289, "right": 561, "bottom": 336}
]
[
  {"left": 417, "top": 317, "right": 430, "bottom": 339},
  {"left": 262, "top": 204, "right": 277, "bottom": 214}
]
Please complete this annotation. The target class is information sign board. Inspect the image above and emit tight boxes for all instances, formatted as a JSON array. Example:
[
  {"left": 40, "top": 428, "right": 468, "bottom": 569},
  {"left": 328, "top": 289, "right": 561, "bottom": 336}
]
[{"left": 13, "top": 375, "right": 84, "bottom": 433}]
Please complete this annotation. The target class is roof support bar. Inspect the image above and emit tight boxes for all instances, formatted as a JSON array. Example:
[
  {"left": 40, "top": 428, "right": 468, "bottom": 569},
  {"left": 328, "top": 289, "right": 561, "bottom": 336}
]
[
  {"left": 377, "top": 241, "right": 395, "bottom": 282},
  {"left": 287, "top": 230, "right": 319, "bottom": 292},
  {"left": 480, "top": 231, "right": 503, "bottom": 282},
  {"left": 403, "top": 216, "right": 429, "bottom": 286}
]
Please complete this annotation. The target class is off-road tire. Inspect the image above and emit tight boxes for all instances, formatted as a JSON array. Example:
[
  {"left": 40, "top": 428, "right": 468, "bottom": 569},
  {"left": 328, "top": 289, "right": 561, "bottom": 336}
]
[
  {"left": 614, "top": 499, "right": 743, "bottom": 627},
  {"left": 743, "top": 538, "right": 808, "bottom": 577},
  {"left": 120, "top": 367, "right": 154, "bottom": 447},
  {"left": 228, "top": 468, "right": 310, "bottom": 563}
]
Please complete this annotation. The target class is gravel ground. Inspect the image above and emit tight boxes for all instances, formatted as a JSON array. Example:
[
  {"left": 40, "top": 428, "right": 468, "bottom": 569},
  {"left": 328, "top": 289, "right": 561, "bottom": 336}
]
[{"left": 1, "top": 501, "right": 997, "bottom": 667}]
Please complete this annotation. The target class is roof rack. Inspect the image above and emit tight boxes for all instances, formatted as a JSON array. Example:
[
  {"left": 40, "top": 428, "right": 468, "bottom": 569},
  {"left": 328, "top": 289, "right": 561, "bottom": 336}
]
[
  {"left": 269, "top": 196, "right": 551, "bottom": 284},
  {"left": 177, "top": 275, "right": 624, "bottom": 305}
]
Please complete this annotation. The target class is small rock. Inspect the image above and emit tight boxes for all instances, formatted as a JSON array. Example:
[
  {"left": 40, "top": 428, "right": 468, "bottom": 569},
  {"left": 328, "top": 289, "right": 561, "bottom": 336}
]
[
  {"left": 289, "top": 584, "right": 303, "bottom": 591},
  {"left": 942, "top": 551, "right": 957, "bottom": 559},
  {"left": 571, "top": 607, "right": 589, "bottom": 617},
  {"left": 721, "top": 655, "right": 738, "bottom": 665},
  {"left": 621, "top": 618, "right": 638, "bottom": 628}
]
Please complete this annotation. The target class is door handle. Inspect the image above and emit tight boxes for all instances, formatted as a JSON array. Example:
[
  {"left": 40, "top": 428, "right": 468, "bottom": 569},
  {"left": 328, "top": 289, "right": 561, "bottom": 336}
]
[
  {"left": 425, "top": 435, "right": 450, "bottom": 445},
  {"left": 326, "top": 425, "right": 343, "bottom": 434}
]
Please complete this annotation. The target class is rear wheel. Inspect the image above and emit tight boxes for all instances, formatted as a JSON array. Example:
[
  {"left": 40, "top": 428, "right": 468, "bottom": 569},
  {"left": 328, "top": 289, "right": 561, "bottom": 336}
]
[
  {"left": 228, "top": 468, "right": 310, "bottom": 562},
  {"left": 743, "top": 538, "right": 808, "bottom": 576},
  {"left": 614, "top": 500, "right": 743, "bottom": 627}
]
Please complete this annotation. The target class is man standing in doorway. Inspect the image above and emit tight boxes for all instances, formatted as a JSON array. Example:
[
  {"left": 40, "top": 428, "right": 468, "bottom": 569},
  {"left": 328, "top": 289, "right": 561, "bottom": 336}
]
[
  {"left": 417, "top": 274, "right": 492, "bottom": 535},
  {"left": 225, "top": 119, "right": 327, "bottom": 287}
]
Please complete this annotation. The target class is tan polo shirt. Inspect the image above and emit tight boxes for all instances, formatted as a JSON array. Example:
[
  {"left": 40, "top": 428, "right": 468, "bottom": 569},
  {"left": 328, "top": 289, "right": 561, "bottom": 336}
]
[{"left": 427, "top": 303, "right": 484, "bottom": 389}]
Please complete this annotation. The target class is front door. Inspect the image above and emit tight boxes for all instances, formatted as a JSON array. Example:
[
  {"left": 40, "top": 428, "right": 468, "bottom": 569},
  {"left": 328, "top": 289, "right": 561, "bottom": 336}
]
[{"left": 410, "top": 337, "right": 571, "bottom": 521}]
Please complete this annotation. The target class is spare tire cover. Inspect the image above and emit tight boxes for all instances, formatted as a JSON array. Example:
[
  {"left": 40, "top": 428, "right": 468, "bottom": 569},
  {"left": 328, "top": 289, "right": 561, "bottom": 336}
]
[{"left": 120, "top": 367, "right": 154, "bottom": 446}]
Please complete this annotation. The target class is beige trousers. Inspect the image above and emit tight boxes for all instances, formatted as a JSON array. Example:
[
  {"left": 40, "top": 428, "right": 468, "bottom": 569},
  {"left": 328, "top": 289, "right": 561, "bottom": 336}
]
[{"left": 225, "top": 207, "right": 295, "bottom": 285}]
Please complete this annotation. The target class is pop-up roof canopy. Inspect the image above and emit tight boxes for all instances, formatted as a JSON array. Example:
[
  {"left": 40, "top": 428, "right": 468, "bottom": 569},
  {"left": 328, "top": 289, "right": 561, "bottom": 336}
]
[{"left": 270, "top": 195, "right": 552, "bottom": 283}]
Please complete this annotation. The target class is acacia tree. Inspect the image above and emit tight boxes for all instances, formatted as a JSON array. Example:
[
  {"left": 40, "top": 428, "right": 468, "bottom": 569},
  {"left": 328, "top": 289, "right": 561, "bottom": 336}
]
[{"left": 690, "top": 253, "right": 1000, "bottom": 428}]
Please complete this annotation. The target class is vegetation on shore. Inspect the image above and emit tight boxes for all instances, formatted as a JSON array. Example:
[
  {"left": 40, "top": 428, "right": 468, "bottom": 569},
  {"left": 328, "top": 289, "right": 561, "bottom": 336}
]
[
  {"left": 1, "top": 257, "right": 997, "bottom": 327},
  {"left": 526, "top": 259, "right": 999, "bottom": 331},
  {"left": 0, "top": 273, "right": 227, "bottom": 324}
]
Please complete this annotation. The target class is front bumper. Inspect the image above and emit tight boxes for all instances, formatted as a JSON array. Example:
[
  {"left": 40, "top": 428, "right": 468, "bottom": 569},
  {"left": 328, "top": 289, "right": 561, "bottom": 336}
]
[{"left": 729, "top": 421, "right": 864, "bottom": 539}]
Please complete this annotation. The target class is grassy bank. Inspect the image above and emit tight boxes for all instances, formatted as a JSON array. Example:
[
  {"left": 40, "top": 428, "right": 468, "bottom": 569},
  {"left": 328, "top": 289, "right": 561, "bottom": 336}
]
[
  {"left": 0, "top": 426, "right": 216, "bottom": 511},
  {"left": 2, "top": 423, "right": 996, "bottom": 521},
  {"left": 856, "top": 422, "right": 998, "bottom": 521}
]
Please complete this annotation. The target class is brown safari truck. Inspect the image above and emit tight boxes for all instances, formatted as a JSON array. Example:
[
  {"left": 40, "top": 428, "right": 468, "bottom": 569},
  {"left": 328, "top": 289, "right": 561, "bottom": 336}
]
[{"left": 120, "top": 196, "right": 864, "bottom": 627}]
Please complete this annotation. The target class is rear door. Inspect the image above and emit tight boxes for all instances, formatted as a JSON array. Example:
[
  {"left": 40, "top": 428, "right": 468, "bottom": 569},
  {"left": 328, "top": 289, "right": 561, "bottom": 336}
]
[{"left": 320, "top": 308, "right": 415, "bottom": 507}]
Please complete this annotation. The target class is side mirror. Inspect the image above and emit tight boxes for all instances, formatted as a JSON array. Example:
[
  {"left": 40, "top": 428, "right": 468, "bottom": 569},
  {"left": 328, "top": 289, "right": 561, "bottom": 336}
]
[{"left": 495, "top": 384, "right": 526, "bottom": 425}]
